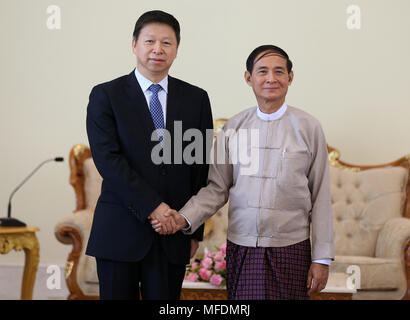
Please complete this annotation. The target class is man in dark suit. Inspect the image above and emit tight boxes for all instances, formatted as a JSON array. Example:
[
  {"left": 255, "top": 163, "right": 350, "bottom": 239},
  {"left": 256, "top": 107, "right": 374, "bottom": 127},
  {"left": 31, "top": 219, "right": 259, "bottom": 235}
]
[{"left": 85, "top": 10, "right": 213, "bottom": 300}]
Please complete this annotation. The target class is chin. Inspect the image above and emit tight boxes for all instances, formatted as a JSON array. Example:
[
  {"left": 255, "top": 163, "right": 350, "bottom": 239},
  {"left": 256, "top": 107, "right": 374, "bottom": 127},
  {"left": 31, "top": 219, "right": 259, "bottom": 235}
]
[
  {"left": 263, "top": 95, "right": 282, "bottom": 101},
  {"left": 147, "top": 66, "right": 167, "bottom": 73}
]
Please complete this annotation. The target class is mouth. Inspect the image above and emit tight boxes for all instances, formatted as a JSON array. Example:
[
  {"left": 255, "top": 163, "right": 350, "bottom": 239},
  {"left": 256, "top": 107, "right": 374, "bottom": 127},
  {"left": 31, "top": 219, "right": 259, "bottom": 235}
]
[{"left": 149, "top": 58, "right": 165, "bottom": 64}]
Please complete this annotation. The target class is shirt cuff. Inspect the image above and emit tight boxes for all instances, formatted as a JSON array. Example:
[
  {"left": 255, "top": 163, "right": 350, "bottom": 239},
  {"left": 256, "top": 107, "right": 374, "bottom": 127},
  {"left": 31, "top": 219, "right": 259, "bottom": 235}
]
[
  {"left": 312, "top": 259, "right": 332, "bottom": 266},
  {"left": 179, "top": 213, "right": 191, "bottom": 231}
]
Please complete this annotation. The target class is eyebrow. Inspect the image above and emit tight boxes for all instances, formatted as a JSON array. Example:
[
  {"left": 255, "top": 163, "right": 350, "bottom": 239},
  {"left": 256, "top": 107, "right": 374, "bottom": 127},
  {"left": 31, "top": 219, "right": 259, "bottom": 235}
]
[
  {"left": 143, "top": 34, "right": 173, "bottom": 40},
  {"left": 256, "top": 66, "right": 285, "bottom": 71}
]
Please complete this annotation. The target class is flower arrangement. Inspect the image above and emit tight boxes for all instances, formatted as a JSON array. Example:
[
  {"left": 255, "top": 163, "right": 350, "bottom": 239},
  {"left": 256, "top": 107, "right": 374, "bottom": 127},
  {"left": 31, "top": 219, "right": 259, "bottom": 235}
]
[{"left": 185, "top": 242, "right": 227, "bottom": 287}]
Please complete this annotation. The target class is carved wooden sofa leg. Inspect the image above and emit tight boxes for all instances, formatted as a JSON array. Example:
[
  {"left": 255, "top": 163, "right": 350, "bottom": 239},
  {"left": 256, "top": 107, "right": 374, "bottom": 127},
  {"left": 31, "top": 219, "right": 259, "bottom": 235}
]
[{"left": 58, "top": 226, "right": 99, "bottom": 300}]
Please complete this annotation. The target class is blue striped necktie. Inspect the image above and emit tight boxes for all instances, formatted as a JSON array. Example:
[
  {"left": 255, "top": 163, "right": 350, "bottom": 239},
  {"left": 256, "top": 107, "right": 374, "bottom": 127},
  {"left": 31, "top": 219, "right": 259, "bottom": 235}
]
[{"left": 148, "top": 84, "right": 165, "bottom": 141}]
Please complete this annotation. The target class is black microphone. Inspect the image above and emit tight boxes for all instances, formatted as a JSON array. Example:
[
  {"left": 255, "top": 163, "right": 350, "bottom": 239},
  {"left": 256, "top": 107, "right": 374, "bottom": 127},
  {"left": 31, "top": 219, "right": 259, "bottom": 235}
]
[{"left": 0, "top": 157, "right": 64, "bottom": 227}]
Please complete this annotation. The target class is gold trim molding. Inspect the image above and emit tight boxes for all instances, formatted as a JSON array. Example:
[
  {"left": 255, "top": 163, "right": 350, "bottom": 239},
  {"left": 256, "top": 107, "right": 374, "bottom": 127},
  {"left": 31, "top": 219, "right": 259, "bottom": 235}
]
[
  {"left": 73, "top": 144, "right": 89, "bottom": 161},
  {"left": 65, "top": 260, "right": 74, "bottom": 279},
  {"left": 328, "top": 150, "right": 361, "bottom": 172}
]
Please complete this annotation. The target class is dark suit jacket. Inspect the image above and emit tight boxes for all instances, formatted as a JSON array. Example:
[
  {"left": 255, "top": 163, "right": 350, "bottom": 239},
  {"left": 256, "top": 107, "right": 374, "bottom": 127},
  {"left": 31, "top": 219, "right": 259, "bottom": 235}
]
[{"left": 85, "top": 70, "right": 213, "bottom": 265}]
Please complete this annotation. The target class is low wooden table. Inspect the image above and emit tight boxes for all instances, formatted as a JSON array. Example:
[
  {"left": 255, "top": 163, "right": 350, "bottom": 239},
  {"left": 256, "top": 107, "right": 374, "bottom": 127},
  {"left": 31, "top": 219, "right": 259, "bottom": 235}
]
[
  {"left": 181, "top": 281, "right": 227, "bottom": 300},
  {"left": 181, "top": 272, "right": 356, "bottom": 300},
  {"left": 0, "top": 227, "right": 40, "bottom": 300}
]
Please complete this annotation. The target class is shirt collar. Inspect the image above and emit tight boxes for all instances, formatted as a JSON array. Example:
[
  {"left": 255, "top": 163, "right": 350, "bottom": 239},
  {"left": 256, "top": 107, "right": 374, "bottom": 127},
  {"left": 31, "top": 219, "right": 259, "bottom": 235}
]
[
  {"left": 257, "top": 102, "right": 287, "bottom": 121},
  {"left": 134, "top": 68, "right": 168, "bottom": 94}
]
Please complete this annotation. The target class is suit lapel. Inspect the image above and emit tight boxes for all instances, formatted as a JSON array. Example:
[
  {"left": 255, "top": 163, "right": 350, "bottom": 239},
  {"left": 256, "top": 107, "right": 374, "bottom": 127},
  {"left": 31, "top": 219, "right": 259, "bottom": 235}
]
[
  {"left": 166, "top": 76, "right": 182, "bottom": 137},
  {"left": 124, "top": 70, "right": 156, "bottom": 139}
]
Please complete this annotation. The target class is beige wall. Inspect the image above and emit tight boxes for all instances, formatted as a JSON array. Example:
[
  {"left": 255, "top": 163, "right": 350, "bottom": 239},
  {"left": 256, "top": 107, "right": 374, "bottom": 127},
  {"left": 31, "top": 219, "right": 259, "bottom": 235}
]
[{"left": 1, "top": 0, "right": 409, "bottom": 264}]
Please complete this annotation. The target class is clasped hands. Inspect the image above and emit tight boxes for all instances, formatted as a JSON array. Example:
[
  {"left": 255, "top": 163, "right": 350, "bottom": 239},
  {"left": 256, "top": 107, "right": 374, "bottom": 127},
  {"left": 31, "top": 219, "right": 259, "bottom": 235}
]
[{"left": 148, "top": 202, "right": 188, "bottom": 235}]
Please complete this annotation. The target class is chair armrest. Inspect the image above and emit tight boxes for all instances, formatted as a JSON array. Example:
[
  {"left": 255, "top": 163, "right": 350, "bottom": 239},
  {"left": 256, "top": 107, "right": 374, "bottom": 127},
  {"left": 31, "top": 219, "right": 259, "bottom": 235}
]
[
  {"left": 375, "top": 217, "right": 410, "bottom": 259},
  {"left": 54, "top": 209, "right": 93, "bottom": 245},
  {"left": 54, "top": 209, "right": 95, "bottom": 299}
]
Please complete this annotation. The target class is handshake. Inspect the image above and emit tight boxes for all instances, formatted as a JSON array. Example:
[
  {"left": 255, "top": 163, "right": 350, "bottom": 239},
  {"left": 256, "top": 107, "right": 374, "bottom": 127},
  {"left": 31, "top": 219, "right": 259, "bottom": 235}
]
[{"left": 148, "top": 202, "right": 188, "bottom": 235}]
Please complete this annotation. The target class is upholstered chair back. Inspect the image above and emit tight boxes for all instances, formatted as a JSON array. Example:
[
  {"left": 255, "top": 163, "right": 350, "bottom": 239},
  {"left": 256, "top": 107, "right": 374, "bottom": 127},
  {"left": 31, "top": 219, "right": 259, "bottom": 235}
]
[{"left": 330, "top": 166, "right": 408, "bottom": 257}]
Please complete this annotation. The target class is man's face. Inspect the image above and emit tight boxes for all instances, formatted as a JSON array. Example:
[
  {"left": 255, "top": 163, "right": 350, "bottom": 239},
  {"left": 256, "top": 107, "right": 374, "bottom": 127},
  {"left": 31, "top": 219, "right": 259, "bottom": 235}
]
[
  {"left": 132, "top": 22, "right": 178, "bottom": 81},
  {"left": 245, "top": 52, "right": 293, "bottom": 105}
]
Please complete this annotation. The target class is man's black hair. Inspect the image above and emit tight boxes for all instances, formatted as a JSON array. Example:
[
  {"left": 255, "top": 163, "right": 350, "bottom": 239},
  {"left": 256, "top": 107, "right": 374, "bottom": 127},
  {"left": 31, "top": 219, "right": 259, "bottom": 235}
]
[
  {"left": 246, "top": 45, "right": 293, "bottom": 73},
  {"left": 133, "top": 10, "right": 181, "bottom": 46}
]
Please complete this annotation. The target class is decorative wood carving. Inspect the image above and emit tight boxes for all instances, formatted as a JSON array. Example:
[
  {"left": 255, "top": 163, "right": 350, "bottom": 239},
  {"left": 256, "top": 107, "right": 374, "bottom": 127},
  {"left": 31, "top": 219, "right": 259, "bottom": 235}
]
[
  {"left": 69, "top": 144, "right": 92, "bottom": 212},
  {"left": 180, "top": 288, "right": 227, "bottom": 300},
  {"left": 310, "top": 292, "right": 352, "bottom": 300},
  {"left": 0, "top": 227, "right": 40, "bottom": 300},
  {"left": 58, "top": 226, "right": 98, "bottom": 300}
]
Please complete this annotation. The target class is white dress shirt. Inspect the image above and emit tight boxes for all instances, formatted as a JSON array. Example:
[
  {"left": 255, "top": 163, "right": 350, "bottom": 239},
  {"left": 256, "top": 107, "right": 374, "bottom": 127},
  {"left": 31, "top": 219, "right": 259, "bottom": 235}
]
[
  {"left": 134, "top": 68, "right": 168, "bottom": 124},
  {"left": 257, "top": 102, "right": 288, "bottom": 120}
]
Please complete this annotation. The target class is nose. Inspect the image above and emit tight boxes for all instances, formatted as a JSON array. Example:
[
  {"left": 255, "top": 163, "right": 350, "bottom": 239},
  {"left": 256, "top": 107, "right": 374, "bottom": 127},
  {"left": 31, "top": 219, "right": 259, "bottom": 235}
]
[
  {"left": 153, "top": 41, "right": 163, "bottom": 54},
  {"left": 266, "top": 71, "right": 277, "bottom": 83}
]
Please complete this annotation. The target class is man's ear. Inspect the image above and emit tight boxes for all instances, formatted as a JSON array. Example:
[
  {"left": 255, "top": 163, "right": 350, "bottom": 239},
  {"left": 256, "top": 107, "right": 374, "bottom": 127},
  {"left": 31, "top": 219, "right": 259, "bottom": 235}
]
[
  {"left": 244, "top": 70, "right": 252, "bottom": 86},
  {"left": 132, "top": 38, "right": 136, "bottom": 54},
  {"left": 288, "top": 70, "right": 294, "bottom": 85}
]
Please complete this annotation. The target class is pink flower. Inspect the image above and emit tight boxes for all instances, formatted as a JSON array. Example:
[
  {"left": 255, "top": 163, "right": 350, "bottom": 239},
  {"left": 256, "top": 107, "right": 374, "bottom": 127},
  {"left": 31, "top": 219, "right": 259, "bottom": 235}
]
[
  {"left": 210, "top": 274, "right": 223, "bottom": 286},
  {"left": 214, "top": 250, "right": 224, "bottom": 261},
  {"left": 200, "top": 257, "right": 213, "bottom": 269},
  {"left": 220, "top": 243, "right": 227, "bottom": 255},
  {"left": 191, "top": 262, "right": 199, "bottom": 269},
  {"left": 187, "top": 273, "right": 199, "bottom": 282},
  {"left": 205, "top": 251, "right": 214, "bottom": 258},
  {"left": 198, "top": 268, "right": 212, "bottom": 281},
  {"left": 214, "top": 260, "right": 226, "bottom": 271}
]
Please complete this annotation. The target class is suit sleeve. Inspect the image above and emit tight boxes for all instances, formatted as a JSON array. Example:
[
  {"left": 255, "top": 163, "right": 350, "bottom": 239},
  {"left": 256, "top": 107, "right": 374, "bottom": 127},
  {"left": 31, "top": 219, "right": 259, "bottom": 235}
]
[
  {"left": 189, "top": 90, "right": 214, "bottom": 241},
  {"left": 86, "top": 84, "right": 163, "bottom": 222}
]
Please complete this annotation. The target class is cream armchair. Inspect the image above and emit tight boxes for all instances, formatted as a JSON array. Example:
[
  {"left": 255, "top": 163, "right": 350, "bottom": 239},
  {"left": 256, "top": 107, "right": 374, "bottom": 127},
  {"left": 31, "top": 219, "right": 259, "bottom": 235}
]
[
  {"left": 327, "top": 146, "right": 410, "bottom": 299},
  {"left": 55, "top": 142, "right": 410, "bottom": 300},
  {"left": 54, "top": 145, "right": 100, "bottom": 299}
]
